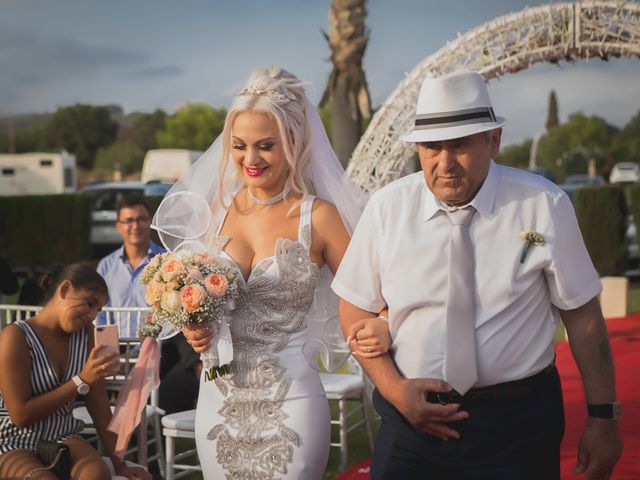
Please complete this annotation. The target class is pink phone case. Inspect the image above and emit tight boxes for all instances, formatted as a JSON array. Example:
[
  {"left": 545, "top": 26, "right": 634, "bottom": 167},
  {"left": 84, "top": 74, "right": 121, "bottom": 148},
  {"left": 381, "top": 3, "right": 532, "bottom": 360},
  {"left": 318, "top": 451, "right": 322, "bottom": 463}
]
[{"left": 94, "top": 325, "right": 120, "bottom": 355}]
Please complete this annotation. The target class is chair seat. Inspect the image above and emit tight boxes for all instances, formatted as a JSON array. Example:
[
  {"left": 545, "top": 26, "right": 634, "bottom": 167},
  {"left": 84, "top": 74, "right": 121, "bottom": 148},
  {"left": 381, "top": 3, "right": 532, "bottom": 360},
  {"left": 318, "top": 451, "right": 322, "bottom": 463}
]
[
  {"left": 320, "top": 373, "right": 363, "bottom": 397},
  {"left": 73, "top": 405, "right": 162, "bottom": 424},
  {"left": 161, "top": 409, "right": 196, "bottom": 432}
]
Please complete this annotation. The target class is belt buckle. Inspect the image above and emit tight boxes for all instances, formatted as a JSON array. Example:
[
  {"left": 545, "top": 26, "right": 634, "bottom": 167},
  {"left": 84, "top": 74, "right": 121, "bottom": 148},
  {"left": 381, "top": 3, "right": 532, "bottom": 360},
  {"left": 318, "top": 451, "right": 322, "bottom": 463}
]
[{"left": 434, "top": 393, "right": 449, "bottom": 405}]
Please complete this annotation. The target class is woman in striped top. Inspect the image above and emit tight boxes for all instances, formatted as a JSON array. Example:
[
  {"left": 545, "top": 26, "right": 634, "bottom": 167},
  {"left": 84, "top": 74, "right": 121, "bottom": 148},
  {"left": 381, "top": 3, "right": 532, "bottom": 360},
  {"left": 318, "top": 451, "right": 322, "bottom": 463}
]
[{"left": 0, "top": 264, "right": 151, "bottom": 480}]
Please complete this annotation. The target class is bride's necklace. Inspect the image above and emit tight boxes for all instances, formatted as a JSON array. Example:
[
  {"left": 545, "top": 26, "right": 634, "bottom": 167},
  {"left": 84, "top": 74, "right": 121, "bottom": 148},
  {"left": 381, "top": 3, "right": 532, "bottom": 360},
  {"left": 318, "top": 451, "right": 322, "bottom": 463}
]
[{"left": 248, "top": 183, "right": 291, "bottom": 206}]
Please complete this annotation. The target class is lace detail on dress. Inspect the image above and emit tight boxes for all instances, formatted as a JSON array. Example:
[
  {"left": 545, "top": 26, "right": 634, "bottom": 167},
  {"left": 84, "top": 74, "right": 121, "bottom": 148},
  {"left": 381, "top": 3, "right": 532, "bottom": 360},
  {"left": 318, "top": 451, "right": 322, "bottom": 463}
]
[
  {"left": 208, "top": 231, "right": 319, "bottom": 478},
  {"left": 211, "top": 235, "right": 230, "bottom": 255}
]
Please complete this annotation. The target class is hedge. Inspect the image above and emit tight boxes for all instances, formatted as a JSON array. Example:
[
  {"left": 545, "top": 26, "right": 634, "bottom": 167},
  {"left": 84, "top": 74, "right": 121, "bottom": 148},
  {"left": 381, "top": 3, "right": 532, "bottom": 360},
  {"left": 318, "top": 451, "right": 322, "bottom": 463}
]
[
  {"left": 0, "top": 195, "right": 92, "bottom": 268},
  {"left": 573, "top": 185, "right": 628, "bottom": 276}
]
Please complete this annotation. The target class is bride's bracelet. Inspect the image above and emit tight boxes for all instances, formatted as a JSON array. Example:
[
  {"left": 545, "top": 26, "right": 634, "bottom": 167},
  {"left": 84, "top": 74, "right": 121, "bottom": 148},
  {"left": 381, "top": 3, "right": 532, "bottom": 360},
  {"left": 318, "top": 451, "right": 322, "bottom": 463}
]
[{"left": 377, "top": 315, "right": 389, "bottom": 322}]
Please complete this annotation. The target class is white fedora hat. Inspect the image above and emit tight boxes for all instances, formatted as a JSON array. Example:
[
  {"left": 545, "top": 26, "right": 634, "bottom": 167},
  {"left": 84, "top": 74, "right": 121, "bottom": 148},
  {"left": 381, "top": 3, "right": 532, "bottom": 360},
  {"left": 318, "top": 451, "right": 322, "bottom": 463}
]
[{"left": 401, "top": 71, "right": 506, "bottom": 143}]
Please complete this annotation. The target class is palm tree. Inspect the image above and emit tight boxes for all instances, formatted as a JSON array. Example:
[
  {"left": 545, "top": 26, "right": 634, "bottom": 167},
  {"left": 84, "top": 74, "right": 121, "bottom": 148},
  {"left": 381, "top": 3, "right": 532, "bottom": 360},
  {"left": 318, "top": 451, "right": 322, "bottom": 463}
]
[{"left": 320, "top": 0, "right": 372, "bottom": 167}]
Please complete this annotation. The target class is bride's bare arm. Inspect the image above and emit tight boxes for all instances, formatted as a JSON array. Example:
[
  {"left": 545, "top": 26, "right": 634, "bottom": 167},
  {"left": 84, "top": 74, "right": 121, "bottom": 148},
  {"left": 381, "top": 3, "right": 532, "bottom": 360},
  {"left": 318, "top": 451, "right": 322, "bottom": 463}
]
[
  {"left": 310, "top": 199, "right": 350, "bottom": 275},
  {"left": 312, "top": 200, "right": 391, "bottom": 357}
]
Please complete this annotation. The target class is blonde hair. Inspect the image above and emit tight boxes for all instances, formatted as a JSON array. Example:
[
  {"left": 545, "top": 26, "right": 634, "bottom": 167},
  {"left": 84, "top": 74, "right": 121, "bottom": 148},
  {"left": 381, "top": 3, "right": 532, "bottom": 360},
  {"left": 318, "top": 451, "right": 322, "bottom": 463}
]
[{"left": 218, "top": 65, "right": 313, "bottom": 212}]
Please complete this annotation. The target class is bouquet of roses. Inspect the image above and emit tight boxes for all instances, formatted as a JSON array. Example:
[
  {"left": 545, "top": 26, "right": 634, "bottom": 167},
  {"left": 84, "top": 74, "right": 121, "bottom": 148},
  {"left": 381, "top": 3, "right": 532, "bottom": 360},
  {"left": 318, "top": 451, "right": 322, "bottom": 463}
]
[
  {"left": 109, "top": 251, "right": 238, "bottom": 457},
  {"left": 139, "top": 250, "right": 239, "bottom": 370}
]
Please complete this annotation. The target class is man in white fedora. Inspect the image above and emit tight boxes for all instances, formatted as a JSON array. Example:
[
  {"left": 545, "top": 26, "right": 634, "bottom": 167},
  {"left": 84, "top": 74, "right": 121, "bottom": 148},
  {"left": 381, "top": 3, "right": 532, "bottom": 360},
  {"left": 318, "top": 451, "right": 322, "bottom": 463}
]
[{"left": 332, "top": 71, "right": 622, "bottom": 479}]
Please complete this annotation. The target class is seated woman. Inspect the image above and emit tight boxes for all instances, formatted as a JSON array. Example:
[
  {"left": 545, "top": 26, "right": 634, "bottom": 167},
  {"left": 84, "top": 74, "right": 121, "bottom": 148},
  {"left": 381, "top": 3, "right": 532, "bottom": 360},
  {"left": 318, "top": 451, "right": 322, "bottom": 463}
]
[{"left": 0, "top": 263, "right": 150, "bottom": 480}]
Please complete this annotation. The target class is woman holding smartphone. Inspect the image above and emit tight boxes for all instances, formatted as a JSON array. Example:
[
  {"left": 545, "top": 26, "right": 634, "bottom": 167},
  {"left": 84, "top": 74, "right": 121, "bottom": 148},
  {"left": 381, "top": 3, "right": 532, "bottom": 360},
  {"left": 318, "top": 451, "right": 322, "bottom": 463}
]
[{"left": 0, "top": 263, "right": 150, "bottom": 480}]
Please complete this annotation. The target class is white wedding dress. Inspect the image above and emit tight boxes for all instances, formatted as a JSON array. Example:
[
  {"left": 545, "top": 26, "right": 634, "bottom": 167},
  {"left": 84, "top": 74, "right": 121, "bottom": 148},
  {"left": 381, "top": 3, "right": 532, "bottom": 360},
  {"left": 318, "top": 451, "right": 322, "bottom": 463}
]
[{"left": 195, "top": 196, "right": 331, "bottom": 479}]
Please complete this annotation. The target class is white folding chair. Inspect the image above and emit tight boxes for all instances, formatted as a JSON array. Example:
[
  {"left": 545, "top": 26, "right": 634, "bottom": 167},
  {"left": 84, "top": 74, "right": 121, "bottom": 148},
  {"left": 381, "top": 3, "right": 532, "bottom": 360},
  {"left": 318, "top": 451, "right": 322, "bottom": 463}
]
[
  {"left": 320, "top": 355, "right": 375, "bottom": 472},
  {"left": 0, "top": 304, "right": 42, "bottom": 329},
  {"left": 73, "top": 331, "right": 166, "bottom": 476},
  {"left": 161, "top": 409, "right": 201, "bottom": 480}
]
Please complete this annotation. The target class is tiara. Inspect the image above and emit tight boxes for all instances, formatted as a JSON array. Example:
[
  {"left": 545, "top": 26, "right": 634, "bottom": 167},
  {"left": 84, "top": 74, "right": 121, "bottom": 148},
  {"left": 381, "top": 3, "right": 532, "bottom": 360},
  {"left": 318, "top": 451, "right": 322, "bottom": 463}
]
[{"left": 236, "top": 86, "right": 297, "bottom": 102}]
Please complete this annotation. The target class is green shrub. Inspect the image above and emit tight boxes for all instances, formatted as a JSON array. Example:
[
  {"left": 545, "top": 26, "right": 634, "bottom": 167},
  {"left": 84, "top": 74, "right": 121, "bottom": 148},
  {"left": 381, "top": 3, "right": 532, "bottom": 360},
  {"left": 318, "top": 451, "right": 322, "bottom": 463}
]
[
  {"left": 0, "top": 195, "right": 92, "bottom": 268},
  {"left": 573, "top": 185, "right": 627, "bottom": 276}
]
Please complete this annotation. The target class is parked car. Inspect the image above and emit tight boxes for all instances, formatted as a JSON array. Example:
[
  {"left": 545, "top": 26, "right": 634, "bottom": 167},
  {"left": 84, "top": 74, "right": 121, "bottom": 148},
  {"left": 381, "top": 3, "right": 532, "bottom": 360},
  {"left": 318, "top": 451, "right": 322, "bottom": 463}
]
[
  {"left": 79, "top": 181, "right": 173, "bottom": 247},
  {"left": 527, "top": 167, "right": 557, "bottom": 184},
  {"left": 609, "top": 162, "right": 640, "bottom": 184},
  {"left": 559, "top": 174, "right": 605, "bottom": 203}
]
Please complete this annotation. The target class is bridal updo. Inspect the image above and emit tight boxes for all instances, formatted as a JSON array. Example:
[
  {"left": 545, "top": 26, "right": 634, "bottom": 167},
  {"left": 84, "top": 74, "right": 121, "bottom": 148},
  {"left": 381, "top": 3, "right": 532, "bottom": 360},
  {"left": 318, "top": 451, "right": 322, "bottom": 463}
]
[{"left": 218, "top": 65, "right": 314, "bottom": 206}]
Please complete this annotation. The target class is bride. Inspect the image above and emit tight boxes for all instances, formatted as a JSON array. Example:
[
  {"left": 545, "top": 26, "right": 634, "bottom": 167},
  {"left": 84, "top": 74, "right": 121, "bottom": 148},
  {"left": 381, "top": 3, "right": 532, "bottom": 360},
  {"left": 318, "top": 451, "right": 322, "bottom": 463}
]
[{"left": 152, "top": 65, "right": 380, "bottom": 479}]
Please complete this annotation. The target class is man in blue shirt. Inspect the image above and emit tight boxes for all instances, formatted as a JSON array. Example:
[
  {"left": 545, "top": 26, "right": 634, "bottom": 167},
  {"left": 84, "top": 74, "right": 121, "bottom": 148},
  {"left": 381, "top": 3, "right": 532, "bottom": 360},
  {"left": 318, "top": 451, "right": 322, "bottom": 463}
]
[
  {"left": 96, "top": 194, "right": 164, "bottom": 336},
  {"left": 97, "top": 193, "right": 201, "bottom": 415}
]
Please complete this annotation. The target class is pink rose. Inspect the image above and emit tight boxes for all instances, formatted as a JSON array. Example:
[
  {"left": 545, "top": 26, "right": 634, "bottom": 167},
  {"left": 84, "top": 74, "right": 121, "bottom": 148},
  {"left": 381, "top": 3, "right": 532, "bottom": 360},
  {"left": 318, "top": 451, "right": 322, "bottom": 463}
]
[
  {"left": 205, "top": 274, "right": 228, "bottom": 298},
  {"left": 193, "top": 252, "right": 215, "bottom": 264},
  {"left": 161, "top": 259, "right": 185, "bottom": 282},
  {"left": 181, "top": 284, "right": 207, "bottom": 313},
  {"left": 187, "top": 267, "right": 203, "bottom": 281}
]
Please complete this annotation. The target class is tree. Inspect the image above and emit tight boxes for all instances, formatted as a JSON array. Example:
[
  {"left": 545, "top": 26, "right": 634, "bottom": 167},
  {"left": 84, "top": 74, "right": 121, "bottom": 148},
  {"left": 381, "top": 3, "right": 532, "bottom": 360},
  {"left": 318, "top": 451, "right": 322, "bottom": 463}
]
[
  {"left": 536, "top": 112, "right": 618, "bottom": 182},
  {"left": 94, "top": 140, "right": 145, "bottom": 177},
  {"left": 156, "top": 103, "right": 226, "bottom": 151},
  {"left": 496, "top": 139, "right": 533, "bottom": 169},
  {"left": 43, "top": 104, "right": 118, "bottom": 169},
  {"left": 612, "top": 109, "right": 640, "bottom": 163},
  {"left": 129, "top": 109, "right": 167, "bottom": 153},
  {"left": 319, "top": 0, "right": 372, "bottom": 167},
  {"left": 545, "top": 90, "right": 559, "bottom": 131}
]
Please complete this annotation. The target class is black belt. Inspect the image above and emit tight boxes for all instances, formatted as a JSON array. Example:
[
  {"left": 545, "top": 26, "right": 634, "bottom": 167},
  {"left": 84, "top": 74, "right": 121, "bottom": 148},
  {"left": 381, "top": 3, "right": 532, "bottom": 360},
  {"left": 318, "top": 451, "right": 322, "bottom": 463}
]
[{"left": 426, "top": 364, "right": 556, "bottom": 405}]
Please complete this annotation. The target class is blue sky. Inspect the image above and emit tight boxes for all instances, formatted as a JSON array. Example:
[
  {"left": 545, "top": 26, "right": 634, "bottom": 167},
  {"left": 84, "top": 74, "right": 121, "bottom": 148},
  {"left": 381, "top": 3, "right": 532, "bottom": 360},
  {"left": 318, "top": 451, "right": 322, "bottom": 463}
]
[{"left": 1, "top": 0, "right": 639, "bottom": 145}]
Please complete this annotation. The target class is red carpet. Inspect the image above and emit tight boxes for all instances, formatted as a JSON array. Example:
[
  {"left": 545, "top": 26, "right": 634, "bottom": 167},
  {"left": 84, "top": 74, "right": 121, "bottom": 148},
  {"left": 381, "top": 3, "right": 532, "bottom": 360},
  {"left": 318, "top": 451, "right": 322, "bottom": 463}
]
[{"left": 336, "top": 316, "right": 640, "bottom": 479}]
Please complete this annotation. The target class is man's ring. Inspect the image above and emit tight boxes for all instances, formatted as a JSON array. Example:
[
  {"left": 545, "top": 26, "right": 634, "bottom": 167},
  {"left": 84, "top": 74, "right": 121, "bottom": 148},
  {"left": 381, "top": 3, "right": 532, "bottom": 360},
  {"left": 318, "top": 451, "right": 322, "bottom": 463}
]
[{"left": 367, "top": 347, "right": 373, "bottom": 353}]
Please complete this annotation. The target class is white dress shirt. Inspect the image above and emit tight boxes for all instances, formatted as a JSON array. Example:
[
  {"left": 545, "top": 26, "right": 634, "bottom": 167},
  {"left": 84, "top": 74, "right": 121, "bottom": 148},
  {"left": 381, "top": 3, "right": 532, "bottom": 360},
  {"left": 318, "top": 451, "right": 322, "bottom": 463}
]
[{"left": 332, "top": 161, "right": 602, "bottom": 387}]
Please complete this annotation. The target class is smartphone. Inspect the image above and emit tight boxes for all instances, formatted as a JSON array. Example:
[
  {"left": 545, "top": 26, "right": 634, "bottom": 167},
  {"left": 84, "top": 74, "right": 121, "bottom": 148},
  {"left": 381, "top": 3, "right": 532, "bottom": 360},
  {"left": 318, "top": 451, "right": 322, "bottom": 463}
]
[{"left": 94, "top": 325, "right": 120, "bottom": 356}]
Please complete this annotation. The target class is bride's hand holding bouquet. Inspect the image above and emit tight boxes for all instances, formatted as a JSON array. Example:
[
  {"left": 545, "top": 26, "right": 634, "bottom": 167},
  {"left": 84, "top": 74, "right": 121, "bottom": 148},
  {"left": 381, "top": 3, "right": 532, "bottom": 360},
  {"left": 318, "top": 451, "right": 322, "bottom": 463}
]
[{"left": 140, "top": 250, "right": 239, "bottom": 374}]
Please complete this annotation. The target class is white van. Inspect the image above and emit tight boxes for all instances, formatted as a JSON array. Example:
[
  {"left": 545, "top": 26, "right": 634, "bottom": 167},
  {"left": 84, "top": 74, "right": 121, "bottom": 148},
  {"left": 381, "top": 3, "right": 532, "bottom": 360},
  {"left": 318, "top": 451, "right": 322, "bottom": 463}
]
[
  {"left": 609, "top": 162, "right": 640, "bottom": 184},
  {"left": 140, "top": 149, "right": 203, "bottom": 183},
  {"left": 0, "top": 151, "right": 76, "bottom": 195}
]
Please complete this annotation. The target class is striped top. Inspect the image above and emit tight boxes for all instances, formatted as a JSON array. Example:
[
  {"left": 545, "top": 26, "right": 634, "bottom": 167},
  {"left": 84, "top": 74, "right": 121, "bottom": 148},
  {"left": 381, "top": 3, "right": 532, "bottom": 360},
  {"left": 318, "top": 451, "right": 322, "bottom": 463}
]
[{"left": 0, "top": 320, "right": 88, "bottom": 453}]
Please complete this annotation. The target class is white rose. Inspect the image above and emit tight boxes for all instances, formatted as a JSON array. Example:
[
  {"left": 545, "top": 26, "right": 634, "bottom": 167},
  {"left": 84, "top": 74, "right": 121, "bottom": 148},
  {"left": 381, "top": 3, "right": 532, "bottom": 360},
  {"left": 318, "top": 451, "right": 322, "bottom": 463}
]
[{"left": 161, "top": 290, "right": 182, "bottom": 312}]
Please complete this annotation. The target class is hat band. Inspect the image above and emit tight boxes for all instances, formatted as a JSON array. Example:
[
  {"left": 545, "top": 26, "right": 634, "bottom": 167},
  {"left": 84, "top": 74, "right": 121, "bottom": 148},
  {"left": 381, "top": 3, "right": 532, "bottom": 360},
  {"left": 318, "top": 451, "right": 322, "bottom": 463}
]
[{"left": 414, "top": 107, "right": 496, "bottom": 130}]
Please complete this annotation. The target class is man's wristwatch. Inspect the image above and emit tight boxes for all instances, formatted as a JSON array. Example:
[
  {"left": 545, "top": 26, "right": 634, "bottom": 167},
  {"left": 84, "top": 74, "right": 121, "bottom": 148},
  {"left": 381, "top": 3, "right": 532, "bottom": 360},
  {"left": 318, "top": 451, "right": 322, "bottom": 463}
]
[
  {"left": 72, "top": 375, "right": 90, "bottom": 395},
  {"left": 587, "top": 401, "right": 622, "bottom": 420}
]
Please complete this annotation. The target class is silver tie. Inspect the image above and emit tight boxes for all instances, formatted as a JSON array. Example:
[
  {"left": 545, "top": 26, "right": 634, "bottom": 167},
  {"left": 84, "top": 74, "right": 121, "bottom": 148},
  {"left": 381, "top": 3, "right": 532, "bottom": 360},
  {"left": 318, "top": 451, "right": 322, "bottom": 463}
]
[{"left": 443, "top": 207, "right": 478, "bottom": 395}]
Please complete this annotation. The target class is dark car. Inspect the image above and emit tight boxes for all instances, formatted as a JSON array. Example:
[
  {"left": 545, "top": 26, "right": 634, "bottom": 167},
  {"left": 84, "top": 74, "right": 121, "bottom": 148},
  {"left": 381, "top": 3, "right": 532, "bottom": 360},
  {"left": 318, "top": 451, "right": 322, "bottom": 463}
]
[
  {"left": 559, "top": 174, "right": 605, "bottom": 203},
  {"left": 79, "top": 181, "right": 172, "bottom": 246}
]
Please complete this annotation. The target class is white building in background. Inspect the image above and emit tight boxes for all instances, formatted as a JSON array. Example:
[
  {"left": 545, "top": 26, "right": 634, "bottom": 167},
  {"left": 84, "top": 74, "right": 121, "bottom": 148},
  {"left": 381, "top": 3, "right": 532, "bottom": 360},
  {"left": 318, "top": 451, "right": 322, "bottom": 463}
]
[
  {"left": 140, "top": 149, "right": 202, "bottom": 183},
  {"left": 0, "top": 151, "right": 77, "bottom": 195}
]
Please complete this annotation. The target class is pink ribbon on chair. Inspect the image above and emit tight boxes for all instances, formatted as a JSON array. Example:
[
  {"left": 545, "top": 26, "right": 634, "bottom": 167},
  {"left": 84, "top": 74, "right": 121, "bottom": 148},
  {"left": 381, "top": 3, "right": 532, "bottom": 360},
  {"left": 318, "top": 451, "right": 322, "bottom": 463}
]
[{"left": 107, "top": 336, "right": 160, "bottom": 459}]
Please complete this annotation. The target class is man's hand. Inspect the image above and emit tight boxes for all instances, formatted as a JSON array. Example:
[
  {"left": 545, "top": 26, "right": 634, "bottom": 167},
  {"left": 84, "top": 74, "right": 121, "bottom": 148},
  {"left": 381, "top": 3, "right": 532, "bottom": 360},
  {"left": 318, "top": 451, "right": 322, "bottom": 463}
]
[
  {"left": 575, "top": 419, "right": 622, "bottom": 480},
  {"left": 386, "top": 378, "right": 469, "bottom": 440}
]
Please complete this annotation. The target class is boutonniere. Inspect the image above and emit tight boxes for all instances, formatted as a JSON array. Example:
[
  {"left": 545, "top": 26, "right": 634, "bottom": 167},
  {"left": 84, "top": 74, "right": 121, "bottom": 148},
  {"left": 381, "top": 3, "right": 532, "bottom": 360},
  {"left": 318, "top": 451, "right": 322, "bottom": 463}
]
[{"left": 519, "top": 230, "right": 545, "bottom": 264}]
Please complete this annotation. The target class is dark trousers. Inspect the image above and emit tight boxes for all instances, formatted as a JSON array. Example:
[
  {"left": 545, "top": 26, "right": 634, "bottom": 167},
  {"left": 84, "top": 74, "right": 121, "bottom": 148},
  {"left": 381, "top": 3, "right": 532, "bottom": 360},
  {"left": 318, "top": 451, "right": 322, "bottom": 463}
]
[{"left": 371, "top": 367, "right": 565, "bottom": 480}]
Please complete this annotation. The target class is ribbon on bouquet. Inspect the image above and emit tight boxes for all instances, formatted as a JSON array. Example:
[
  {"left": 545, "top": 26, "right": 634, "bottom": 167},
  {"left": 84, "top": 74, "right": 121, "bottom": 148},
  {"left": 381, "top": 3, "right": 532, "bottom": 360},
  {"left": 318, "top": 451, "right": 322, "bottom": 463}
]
[
  {"left": 107, "top": 336, "right": 160, "bottom": 459},
  {"left": 200, "top": 316, "right": 234, "bottom": 372}
]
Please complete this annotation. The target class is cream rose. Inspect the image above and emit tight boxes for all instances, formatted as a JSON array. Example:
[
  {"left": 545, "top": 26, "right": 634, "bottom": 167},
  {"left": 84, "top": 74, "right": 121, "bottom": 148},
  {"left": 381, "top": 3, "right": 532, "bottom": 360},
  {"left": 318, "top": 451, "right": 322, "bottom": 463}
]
[
  {"left": 205, "top": 274, "right": 228, "bottom": 298},
  {"left": 181, "top": 284, "right": 207, "bottom": 313},
  {"left": 145, "top": 281, "right": 163, "bottom": 307},
  {"left": 193, "top": 252, "right": 215, "bottom": 264},
  {"left": 161, "top": 290, "right": 182, "bottom": 312}
]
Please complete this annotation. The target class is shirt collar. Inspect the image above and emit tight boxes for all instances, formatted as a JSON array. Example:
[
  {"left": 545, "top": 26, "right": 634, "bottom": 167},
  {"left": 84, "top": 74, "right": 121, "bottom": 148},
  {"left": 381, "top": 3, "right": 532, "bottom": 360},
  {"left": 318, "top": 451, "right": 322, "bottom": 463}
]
[
  {"left": 118, "top": 241, "right": 163, "bottom": 263},
  {"left": 423, "top": 160, "right": 499, "bottom": 221}
]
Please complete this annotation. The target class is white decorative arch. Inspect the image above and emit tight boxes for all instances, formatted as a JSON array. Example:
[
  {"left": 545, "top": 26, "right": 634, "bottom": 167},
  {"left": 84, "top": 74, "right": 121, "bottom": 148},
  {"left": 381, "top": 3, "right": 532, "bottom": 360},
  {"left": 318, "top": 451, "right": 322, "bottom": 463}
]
[{"left": 347, "top": 1, "right": 640, "bottom": 192}]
